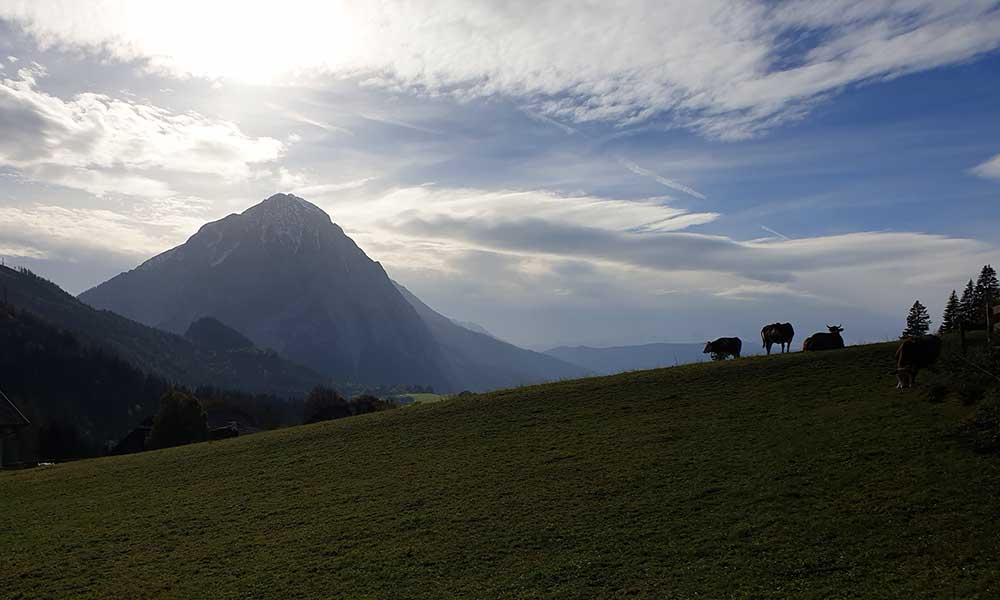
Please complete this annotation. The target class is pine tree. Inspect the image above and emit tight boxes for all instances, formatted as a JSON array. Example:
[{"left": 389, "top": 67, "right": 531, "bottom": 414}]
[
  {"left": 939, "top": 289, "right": 960, "bottom": 334},
  {"left": 959, "top": 279, "right": 976, "bottom": 326},
  {"left": 902, "top": 300, "right": 931, "bottom": 337},
  {"left": 972, "top": 264, "right": 999, "bottom": 327}
]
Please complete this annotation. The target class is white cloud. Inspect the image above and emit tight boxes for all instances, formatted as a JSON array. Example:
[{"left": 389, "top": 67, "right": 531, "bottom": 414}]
[
  {"left": 971, "top": 153, "right": 1000, "bottom": 180},
  {"left": 331, "top": 186, "right": 718, "bottom": 240},
  {"left": 0, "top": 205, "right": 178, "bottom": 256},
  {"left": 310, "top": 184, "right": 996, "bottom": 336},
  {"left": 276, "top": 168, "right": 376, "bottom": 198},
  {"left": 0, "top": 243, "right": 45, "bottom": 259},
  {"left": 320, "top": 185, "right": 995, "bottom": 311},
  {"left": 5, "top": 1, "right": 997, "bottom": 139},
  {"left": 0, "top": 65, "right": 285, "bottom": 197}
]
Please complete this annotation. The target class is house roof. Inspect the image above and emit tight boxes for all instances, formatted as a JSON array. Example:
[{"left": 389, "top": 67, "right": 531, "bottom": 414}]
[{"left": 0, "top": 389, "right": 30, "bottom": 428}]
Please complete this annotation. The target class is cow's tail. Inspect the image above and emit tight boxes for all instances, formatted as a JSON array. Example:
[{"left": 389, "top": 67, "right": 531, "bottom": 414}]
[{"left": 761, "top": 328, "right": 767, "bottom": 349}]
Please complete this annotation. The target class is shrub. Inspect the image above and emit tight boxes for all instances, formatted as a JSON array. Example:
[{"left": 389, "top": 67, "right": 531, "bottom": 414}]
[
  {"left": 303, "top": 386, "right": 351, "bottom": 424},
  {"left": 147, "top": 389, "right": 207, "bottom": 450},
  {"left": 959, "top": 389, "right": 1000, "bottom": 454},
  {"left": 350, "top": 394, "right": 394, "bottom": 415}
]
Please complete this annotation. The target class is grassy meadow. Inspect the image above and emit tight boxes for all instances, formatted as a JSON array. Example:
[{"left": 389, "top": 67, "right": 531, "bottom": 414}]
[
  {"left": 2, "top": 340, "right": 999, "bottom": 599},
  {"left": 393, "top": 392, "right": 448, "bottom": 404}
]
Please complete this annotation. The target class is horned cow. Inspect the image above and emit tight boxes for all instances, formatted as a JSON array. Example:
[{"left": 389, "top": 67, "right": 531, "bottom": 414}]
[
  {"left": 803, "top": 325, "right": 845, "bottom": 351},
  {"left": 704, "top": 337, "right": 742, "bottom": 360},
  {"left": 761, "top": 322, "right": 794, "bottom": 355},
  {"left": 893, "top": 335, "right": 942, "bottom": 389}
]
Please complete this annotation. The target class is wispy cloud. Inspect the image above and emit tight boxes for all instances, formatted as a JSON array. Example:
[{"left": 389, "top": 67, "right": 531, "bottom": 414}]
[
  {"left": 0, "top": 205, "right": 183, "bottom": 257},
  {"left": 0, "top": 243, "right": 46, "bottom": 259},
  {"left": 5, "top": 2, "right": 1000, "bottom": 139},
  {"left": 971, "top": 152, "right": 1000, "bottom": 180},
  {"left": 619, "top": 158, "right": 707, "bottom": 200},
  {"left": 291, "top": 178, "right": 376, "bottom": 198},
  {"left": 271, "top": 105, "right": 354, "bottom": 136}
]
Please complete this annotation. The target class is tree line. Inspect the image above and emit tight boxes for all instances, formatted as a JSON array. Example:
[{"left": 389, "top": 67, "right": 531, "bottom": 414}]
[
  {"left": 903, "top": 264, "right": 999, "bottom": 337},
  {"left": 1, "top": 302, "right": 398, "bottom": 460}
]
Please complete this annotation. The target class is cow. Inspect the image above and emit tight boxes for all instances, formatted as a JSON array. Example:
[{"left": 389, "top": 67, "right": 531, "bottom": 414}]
[
  {"left": 761, "top": 322, "right": 795, "bottom": 355},
  {"left": 892, "top": 335, "right": 942, "bottom": 389},
  {"left": 704, "top": 337, "right": 742, "bottom": 360},
  {"left": 802, "top": 325, "right": 845, "bottom": 351}
]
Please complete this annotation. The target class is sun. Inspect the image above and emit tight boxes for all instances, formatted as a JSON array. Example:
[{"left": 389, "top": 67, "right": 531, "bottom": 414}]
[{"left": 118, "top": 1, "right": 368, "bottom": 84}]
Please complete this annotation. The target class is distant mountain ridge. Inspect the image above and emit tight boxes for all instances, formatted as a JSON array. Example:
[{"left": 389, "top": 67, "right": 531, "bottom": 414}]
[
  {"left": 544, "top": 342, "right": 707, "bottom": 376},
  {"left": 451, "top": 319, "right": 500, "bottom": 340},
  {"left": 80, "top": 193, "right": 587, "bottom": 392},
  {"left": 393, "top": 282, "right": 588, "bottom": 390},
  {"left": 184, "top": 317, "right": 255, "bottom": 353}
]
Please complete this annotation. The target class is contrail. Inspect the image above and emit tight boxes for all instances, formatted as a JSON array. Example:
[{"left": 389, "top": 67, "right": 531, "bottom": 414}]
[
  {"left": 521, "top": 109, "right": 579, "bottom": 135},
  {"left": 619, "top": 158, "right": 707, "bottom": 200},
  {"left": 760, "top": 225, "right": 791, "bottom": 241}
]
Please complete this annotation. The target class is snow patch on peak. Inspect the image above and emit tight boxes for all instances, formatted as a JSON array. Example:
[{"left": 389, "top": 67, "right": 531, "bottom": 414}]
[
  {"left": 245, "top": 193, "right": 331, "bottom": 253},
  {"left": 260, "top": 193, "right": 324, "bottom": 214}
]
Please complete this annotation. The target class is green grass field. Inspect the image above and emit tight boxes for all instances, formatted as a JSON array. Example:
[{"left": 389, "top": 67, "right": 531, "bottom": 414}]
[
  {"left": 3, "top": 341, "right": 999, "bottom": 599},
  {"left": 393, "top": 392, "right": 448, "bottom": 404}
]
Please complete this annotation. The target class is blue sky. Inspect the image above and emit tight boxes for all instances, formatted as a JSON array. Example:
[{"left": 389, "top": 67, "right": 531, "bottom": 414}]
[{"left": 0, "top": 1, "right": 998, "bottom": 349}]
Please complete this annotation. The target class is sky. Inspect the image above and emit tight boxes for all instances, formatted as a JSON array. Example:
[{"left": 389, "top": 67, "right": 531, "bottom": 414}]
[{"left": 0, "top": 1, "right": 998, "bottom": 350}]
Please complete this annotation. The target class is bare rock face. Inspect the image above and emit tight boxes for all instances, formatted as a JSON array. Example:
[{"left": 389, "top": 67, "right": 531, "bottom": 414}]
[{"left": 81, "top": 193, "right": 450, "bottom": 389}]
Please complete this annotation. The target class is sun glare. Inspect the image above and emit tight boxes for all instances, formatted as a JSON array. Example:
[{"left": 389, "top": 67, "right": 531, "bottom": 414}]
[{"left": 122, "top": 1, "right": 366, "bottom": 84}]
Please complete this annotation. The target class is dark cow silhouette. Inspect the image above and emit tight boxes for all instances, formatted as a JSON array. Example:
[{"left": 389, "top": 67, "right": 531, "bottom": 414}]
[
  {"left": 761, "top": 322, "right": 794, "bottom": 355},
  {"left": 703, "top": 337, "right": 742, "bottom": 360},
  {"left": 893, "top": 335, "right": 942, "bottom": 389},
  {"left": 803, "top": 325, "right": 845, "bottom": 351}
]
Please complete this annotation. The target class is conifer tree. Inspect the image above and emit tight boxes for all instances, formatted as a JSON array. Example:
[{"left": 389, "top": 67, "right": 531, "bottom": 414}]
[
  {"left": 902, "top": 300, "right": 931, "bottom": 337},
  {"left": 972, "top": 264, "right": 999, "bottom": 327},
  {"left": 939, "top": 290, "right": 960, "bottom": 334},
  {"left": 959, "top": 279, "right": 976, "bottom": 325}
]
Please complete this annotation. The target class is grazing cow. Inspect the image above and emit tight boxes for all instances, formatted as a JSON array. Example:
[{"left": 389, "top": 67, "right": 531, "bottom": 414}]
[
  {"left": 893, "top": 335, "right": 942, "bottom": 389},
  {"left": 704, "top": 337, "right": 742, "bottom": 360},
  {"left": 802, "top": 325, "right": 845, "bottom": 351},
  {"left": 761, "top": 322, "right": 795, "bottom": 355}
]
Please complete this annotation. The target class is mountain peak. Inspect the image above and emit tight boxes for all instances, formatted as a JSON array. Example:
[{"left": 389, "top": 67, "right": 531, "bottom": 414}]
[
  {"left": 250, "top": 192, "right": 327, "bottom": 219},
  {"left": 262, "top": 192, "right": 316, "bottom": 208},
  {"left": 237, "top": 192, "right": 336, "bottom": 253}
]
